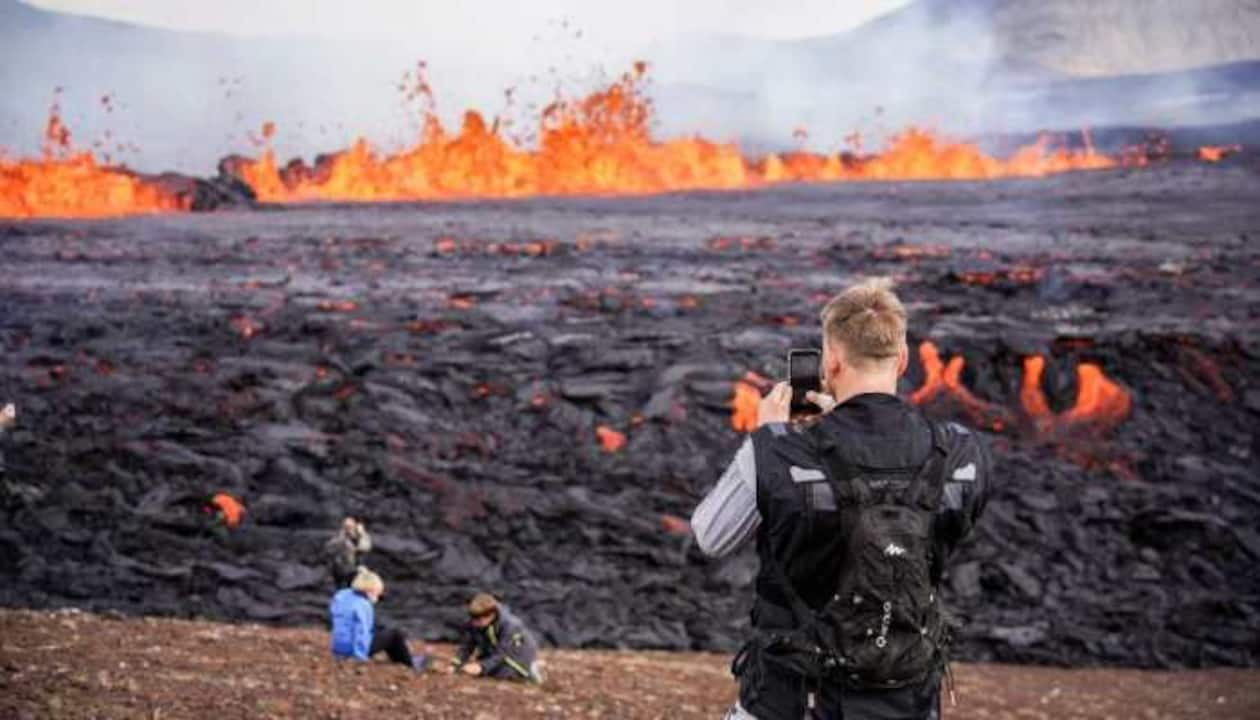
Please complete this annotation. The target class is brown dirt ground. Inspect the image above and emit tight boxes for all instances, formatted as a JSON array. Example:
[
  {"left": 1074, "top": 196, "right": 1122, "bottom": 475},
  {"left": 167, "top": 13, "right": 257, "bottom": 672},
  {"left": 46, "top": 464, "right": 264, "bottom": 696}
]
[{"left": 1, "top": 609, "right": 1257, "bottom": 719}]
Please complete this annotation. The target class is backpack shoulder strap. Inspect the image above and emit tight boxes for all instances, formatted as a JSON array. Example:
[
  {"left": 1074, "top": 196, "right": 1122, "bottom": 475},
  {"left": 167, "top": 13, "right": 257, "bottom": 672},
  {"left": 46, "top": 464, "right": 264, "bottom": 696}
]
[
  {"left": 761, "top": 426, "right": 867, "bottom": 642},
  {"left": 905, "top": 420, "right": 950, "bottom": 509},
  {"left": 814, "top": 431, "right": 870, "bottom": 506}
]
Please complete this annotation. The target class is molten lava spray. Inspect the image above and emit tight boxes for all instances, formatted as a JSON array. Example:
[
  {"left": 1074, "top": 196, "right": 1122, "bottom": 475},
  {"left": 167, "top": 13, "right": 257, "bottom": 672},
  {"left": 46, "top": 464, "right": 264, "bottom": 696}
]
[
  {"left": 229, "top": 64, "right": 1124, "bottom": 205},
  {"left": 0, "top": 101, "right": 187, "bottom": 219},
  {"left": 11, "top": 64, "right": 1224, "bottom": 219}
]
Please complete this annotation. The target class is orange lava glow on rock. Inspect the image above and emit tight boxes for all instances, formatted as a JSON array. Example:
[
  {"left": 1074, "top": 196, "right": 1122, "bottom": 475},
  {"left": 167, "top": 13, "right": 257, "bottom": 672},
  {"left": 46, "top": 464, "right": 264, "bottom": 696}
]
[
  {"left": 1058, "top": 364, "right": 1133, "bottom": 427},
  {"left": 1198, "top": 145, "right": 1241, "bottom": 163},
  {"left": 906, "top": 342, "right": 1003, "bottom": 429},
  {"left": 1020, "top": 356, "right": 1055, "bottom": 433},
  {"left": 910, "top": 342, "right": 1131, "bottom": 437},
  {"left": 730, "top": 380, "right": 762, "bottom": 433},
  {"left": 0, "top": 103, "right": 188, "bottom": 219},
  {"left": 596, "top": 425, "right": 627, "bottom": 453},
  {"left": 229, "top": 315, "right": 263, "bottom": 340},
  {"left": 0, "top": 155, "right": 190, "bottom": 219},
  {"left": 229, "top": 64, "right": 1125, "bottom": 205},
  {"left": 660, "top": 513, "right": 691, "bottom": 536},
  {"left": 1019, "top": 353, "right": 1132, "bottom": 433},
  {"left": 208, "top": 492, "right": 246, "bottom": 529}
]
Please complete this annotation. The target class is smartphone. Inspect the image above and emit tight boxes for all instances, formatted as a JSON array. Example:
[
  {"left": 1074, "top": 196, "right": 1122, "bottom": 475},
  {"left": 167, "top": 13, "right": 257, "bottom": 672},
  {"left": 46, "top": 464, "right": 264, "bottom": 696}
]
[{"left": 787, "top": 348, "right": 822, "bottom": 413}]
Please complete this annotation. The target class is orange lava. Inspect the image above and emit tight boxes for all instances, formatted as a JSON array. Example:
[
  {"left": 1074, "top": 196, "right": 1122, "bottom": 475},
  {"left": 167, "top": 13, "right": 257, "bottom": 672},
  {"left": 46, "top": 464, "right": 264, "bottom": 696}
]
[
  {"left": 1020, "top": 356, "right": 1054, "bottom": 434},
  {"left": 230, "top": 64, "right": 1124, "bottom": 205},
  {"left": 1059, "top": 363, "right": 1132, "bottom": 427},
  {"left": 660, "top": 514, "right": 691, "bottom": 536},
  {"left": 906, "top": 342, "right": 1005, "bottom": 429},
  {"left": 12, "top": 65, "right": 1211, "bottom": 219},
  {"left": 955, "top": 265, "right": 1044, "bottom": 287},
  {"left": 731, "top": 380, "right": 761, "bottom": 433},
  {"left": 596, "top": 425, "right": 627, "bottom": 453},
  {"left": 0, "top": 102, "right": 187, "bottom": 219},
  {"left": 317, "top": 300, "right": 359, "bottom": 312},
  {"left": 0, "top": 153, "right": 189, "bottom": 219},
  {"left": 208, "top": 493, "right": 245, "bottom": 529},
  {"left": 910, "top": 343, "right": 1131, "bottom": 442},
  {"left": 1198, "top": 145, "right": 1241, "bottom": 163},
  {"left": 229, "top": 315, "right": 263, "bottom": 339},
  {"left": 1020, "top": 356, "right": 1132, "bottom": 434}
]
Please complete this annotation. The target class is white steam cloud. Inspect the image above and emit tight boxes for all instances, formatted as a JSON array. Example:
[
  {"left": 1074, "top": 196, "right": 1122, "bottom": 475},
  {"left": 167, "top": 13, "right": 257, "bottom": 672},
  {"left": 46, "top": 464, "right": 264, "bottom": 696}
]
[{"left": 1, "top": 0, "right": 1257, "bottom": 174}]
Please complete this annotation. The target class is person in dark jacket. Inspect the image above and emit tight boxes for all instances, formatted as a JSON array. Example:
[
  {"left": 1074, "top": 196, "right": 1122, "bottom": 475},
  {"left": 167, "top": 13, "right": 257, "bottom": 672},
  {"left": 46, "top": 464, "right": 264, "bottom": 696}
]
[
  {"left": 692, "top": 282, "right": 992, "bottom": 720},
  {"left": 329, "top": 568, "right": 429, "bottom": 671},
  {"left": 452, "top": 592, "right": 543, "bottom": 683},
  {"left": 325, "top": 516, "right": 372, "bottom": 590}
]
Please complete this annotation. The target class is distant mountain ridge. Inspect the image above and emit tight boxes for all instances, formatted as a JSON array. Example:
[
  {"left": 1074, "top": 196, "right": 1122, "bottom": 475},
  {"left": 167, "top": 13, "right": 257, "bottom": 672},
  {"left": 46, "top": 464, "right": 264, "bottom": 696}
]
[
  {"left": 781, "top": 0, "right": 1260, "bottom": 80},
  {"left": 960, "top": 0, "right": 1260, "bottom": 77},
  {"left": 648, "top": 0, "right": 1260, "bottom": 143}
]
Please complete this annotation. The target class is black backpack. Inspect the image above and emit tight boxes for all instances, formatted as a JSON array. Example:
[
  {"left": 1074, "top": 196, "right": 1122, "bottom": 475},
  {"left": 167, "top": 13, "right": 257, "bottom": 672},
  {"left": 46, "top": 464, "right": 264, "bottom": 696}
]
[{"left": 760, "top": 422, "right": 951, "bottom": 690}]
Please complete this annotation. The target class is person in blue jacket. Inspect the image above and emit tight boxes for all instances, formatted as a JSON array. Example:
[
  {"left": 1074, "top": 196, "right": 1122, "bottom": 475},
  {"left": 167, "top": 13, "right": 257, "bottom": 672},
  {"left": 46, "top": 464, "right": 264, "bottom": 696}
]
[{"left": 329, "top": 568, "right": 429, "bottom": 670}]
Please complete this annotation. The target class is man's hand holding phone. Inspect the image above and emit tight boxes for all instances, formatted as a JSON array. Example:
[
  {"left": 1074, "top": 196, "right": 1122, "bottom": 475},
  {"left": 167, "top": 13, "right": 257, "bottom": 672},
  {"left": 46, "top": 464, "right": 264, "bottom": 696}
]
[{"left": 757, "top": 382, "right": 792, "bottom": 427}]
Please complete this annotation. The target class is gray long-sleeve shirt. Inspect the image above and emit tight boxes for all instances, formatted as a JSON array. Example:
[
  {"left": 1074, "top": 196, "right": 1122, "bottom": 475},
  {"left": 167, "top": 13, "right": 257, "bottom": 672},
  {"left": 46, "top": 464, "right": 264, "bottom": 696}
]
[{"left": 690, "top": 435, "right": 763, "bottom": 558}]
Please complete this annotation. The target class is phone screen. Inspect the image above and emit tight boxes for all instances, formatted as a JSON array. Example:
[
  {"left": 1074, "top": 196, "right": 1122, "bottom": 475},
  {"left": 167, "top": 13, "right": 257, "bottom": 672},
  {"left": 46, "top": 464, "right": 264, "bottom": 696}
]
[
  {"left": 788, "top": 349, "right": 821, "bottom": 411},
  {"left": 789, "top": 351, "right": 820, "bottom": 383}
]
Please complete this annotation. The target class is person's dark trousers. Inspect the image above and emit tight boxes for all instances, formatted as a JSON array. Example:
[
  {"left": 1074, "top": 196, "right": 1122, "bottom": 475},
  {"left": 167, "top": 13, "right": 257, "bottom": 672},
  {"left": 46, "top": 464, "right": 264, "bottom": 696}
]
[
  {"left": 485, "top": 663, "right": 531, "bottom": 681},
  {"left": 370, "top": 625, "right": 414, "bottom": 667},
  {"left": 742, "top": 663, "right": 941, "bottom": 720}
]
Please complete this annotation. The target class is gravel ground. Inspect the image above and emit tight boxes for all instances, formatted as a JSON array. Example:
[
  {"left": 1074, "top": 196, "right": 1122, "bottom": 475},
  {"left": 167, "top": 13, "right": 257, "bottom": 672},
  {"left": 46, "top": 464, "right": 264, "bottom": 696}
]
[{"left": 2, "top": 609, "right": 1259, "bottom": 719}]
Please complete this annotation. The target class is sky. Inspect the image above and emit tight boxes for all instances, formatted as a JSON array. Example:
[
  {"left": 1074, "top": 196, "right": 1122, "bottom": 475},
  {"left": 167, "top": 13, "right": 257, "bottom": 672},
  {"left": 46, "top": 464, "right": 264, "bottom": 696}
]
[
  {"left": 26, "top": 0, "right": 912, "bottom": 43},
  {"left": 9, "top": 0, "right": 1247, "bottom": 174},
  {"left": 7, "top": 0, "right": 937, "bottom": 172}
]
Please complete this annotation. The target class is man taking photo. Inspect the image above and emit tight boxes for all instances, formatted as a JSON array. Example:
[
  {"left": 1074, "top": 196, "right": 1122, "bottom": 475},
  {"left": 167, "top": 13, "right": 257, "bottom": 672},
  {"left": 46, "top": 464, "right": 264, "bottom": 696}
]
[{"left": 692, "top": 281, "right": 992, "bottom": 720}]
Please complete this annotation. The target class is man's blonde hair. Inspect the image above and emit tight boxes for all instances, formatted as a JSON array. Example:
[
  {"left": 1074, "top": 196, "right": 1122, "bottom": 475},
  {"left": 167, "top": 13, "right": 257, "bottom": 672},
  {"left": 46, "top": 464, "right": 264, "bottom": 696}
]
[
  {"left": 819, "top": 281, "right": 907, "bottom": 367},
  {"left": 351, "top": 567, "right": 384, "bottom": 596}
]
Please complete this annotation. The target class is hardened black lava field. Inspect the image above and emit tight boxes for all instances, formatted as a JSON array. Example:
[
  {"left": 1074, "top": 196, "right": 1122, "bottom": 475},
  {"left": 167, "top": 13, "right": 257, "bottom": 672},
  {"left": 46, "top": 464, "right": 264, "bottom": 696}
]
[{"left": 2, "top": 159, "right": 1258, "bottom": 668}]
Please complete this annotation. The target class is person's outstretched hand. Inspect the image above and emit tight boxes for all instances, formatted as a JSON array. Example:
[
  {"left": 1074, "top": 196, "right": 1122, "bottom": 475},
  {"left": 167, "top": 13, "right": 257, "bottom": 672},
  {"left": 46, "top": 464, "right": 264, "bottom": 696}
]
[
  {"left": 461, "top": 661, "right": 483, "bottom": 677},
  {"left": 758, "top": 382, "right": 792, "bottom": 427}
]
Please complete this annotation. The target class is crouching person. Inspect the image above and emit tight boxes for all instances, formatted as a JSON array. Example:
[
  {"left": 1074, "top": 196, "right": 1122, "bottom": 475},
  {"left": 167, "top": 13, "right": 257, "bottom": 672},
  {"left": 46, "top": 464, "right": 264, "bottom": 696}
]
[
  {"left": 330, "top": 568, "right": 429, "bottom": 671},
  {"left": 452, "top": 592, "right": 542, "bottom": 684}
]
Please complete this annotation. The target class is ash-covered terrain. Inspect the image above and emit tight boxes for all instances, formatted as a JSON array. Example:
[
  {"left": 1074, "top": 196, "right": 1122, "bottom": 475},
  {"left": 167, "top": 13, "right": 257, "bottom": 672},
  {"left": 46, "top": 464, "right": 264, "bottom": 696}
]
[
  {"left": 4, "top": 609, "right": 1260, "bottom": 719},
  {"left": 2, "top": 160, "right": 1258, "bottom": 669}
]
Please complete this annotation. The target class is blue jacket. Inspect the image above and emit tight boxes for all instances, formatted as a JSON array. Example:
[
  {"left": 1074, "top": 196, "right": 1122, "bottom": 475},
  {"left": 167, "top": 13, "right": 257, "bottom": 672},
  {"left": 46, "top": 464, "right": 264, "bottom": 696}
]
[{"left": 329, "top": 588, "right": 374, "bottom": 660}]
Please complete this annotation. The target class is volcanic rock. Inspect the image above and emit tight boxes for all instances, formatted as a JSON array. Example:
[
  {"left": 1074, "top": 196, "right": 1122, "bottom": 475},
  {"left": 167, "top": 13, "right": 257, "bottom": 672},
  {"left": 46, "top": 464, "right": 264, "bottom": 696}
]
[{"left": 1, "top": 162, "right": 1258, "bottom": 670}]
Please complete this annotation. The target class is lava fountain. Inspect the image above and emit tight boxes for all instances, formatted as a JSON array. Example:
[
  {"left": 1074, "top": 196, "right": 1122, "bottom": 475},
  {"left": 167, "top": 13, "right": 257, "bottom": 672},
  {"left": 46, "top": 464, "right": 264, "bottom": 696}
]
[
  {"left": 0, "top": 101, "right": 189, "bottom": 219},
  {"left": 226, "top": 64, "right": 1127, "bottom": 205}
]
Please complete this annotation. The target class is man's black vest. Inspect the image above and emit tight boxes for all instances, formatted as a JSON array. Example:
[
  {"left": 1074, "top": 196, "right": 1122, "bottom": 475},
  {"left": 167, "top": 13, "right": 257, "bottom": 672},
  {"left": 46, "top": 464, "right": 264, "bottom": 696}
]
[{"left": 751, "top": 394, "right": 944, "bottom": 625}]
